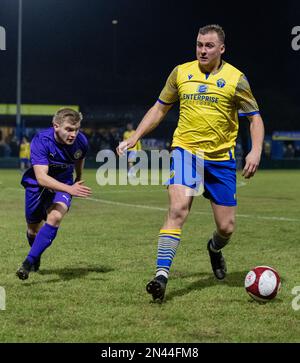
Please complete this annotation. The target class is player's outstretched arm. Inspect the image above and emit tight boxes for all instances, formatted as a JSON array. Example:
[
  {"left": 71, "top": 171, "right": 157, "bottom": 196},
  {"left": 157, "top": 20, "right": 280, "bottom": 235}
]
[
  {"left": 33, "top": 165, "right": 92, "bottom": 197},
  {"left": 242, "top": 114, "right": 265, "bottom": 179},
  {"left": 117, "top": 101, "right": 172, "bottom": 156}
]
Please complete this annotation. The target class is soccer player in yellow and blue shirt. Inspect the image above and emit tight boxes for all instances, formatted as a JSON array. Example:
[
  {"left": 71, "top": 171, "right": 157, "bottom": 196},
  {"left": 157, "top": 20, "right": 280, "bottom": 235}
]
[
  {"left": 19, "top": 136, "right": 31, "bottom": 172},
  {"left": 117, "top": 24, "right": 265, "bottom": 302}
]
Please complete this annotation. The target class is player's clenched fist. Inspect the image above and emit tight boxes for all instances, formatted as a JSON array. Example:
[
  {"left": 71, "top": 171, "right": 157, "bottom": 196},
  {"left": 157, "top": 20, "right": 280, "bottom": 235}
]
[{"left": 117, "top": 138, "right": 137, "bottom": 156}]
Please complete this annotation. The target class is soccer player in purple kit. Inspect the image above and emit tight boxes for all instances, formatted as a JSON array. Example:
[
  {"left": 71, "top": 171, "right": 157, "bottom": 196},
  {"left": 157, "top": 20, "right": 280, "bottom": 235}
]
[{"left": 16, "top": 108, "right": 92, "bottom": 280}]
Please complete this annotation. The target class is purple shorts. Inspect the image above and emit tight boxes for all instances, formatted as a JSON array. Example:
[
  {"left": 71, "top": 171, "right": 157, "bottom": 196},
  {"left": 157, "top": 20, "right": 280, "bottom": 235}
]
[{"left": 25, "top": 187, "right": 72, "bottom": 224}]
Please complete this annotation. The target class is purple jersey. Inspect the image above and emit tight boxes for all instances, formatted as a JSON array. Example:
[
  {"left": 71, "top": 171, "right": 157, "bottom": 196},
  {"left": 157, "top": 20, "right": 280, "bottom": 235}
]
[{"left": 21, "top": 127, "right": 88, "bottom": 188}]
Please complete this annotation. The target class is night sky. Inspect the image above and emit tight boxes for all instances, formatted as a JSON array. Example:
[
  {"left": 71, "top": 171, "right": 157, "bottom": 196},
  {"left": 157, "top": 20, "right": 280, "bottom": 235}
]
[{"left": 1, "top": 0, "right": 300, "bottom": 132}]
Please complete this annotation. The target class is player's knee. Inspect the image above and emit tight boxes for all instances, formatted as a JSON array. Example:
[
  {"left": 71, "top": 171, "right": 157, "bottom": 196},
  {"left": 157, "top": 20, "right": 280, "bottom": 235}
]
[
  {"left": 218, "top": 218, "right": 235, "bottom": 237},
  {"left": 47, "top": 210, "right": 64, "bottom": 226},
  {"left": 47, "top": 203, "right": 67, "bottom": 226}
]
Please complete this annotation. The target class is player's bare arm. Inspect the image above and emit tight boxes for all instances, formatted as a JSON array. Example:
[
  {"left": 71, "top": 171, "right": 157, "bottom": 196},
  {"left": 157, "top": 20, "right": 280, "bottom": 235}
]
[
  {"left": 74, "top": 158, "right": 85, "bottom": 182},
  {"left": 33, "top": 164, "right": 91, "bottom": 197},
  {"left": 117, "top": 101, "right": 172, "bottom": 155},
  {"left": 242, "top": 114, "right": 265, "bottom": 179}
]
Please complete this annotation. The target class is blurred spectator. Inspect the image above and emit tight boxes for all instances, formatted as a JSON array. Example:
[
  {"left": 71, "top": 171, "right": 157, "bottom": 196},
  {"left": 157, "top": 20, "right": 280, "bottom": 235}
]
[
  {"left": 7, "top": 134, "right": 19, "bottom": 157},
  {"left": 109, "top": 127, "right": 122, "bottom": 152},
  {"left": 19, "top": 136, "right": 31, "bottom": 172},
  {"left": 263, "top": 140, "right": 272, "bottom": 159},
  {"left": 100, "top": 129, "right": 112, "bottom": 150},
  {"left": 284, "top": 142, "right": 295, "bottom": 159},
  {"left": 0, "top": 135, "right": 11, "bottom": 157}
]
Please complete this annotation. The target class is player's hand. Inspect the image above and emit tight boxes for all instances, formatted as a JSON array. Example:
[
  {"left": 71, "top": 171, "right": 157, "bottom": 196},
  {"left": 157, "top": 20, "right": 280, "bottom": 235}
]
[
  {"left": 116, "top": 138, "right": 137, "bottom": 156},
  {"left": 116, "top": 141, "right": 128, "bottom": 156},
  {"left": 242, "top": 150, "right": 261, "bottom": 179},
  {"left": 68, "top": 180, "right": 92, "bottom": 197}
]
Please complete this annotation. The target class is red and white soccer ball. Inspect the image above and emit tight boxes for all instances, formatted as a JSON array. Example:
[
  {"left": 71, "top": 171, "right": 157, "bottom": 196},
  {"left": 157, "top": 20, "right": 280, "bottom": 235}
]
[{"left": 244, "top": 266, "right": 281, "bottom": 302}]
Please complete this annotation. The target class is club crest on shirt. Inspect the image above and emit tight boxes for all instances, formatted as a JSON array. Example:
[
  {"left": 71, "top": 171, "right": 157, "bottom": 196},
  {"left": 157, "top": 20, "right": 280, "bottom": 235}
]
[
  {"left": 197, "top": 84, "right": 208, "bottom": 93},
  {"left": 74, "top": 149, "right": 83, "bottom": 159},
  {"left": 216, "top": 78, "right": 226, "bottom": 88},
  {"left": 188, "top": 74, "right": 193, "bottom": 80}
]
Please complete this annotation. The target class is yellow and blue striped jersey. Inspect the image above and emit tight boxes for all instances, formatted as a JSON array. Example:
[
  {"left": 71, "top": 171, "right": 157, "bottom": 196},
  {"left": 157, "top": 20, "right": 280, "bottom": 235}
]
[
  {"left": 123, "top": 130, "right": 142, "bottom": 151},
  {"left": 158, "top": 60, "right": 259, "bottom": 160}
]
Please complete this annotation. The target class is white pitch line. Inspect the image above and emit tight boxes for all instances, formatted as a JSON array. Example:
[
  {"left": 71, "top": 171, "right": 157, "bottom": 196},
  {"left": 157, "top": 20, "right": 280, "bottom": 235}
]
[
  {"left": 92, "top": 188, "right": 165, "bottom": 194},
  {"left": 4, "top": 187, "right": 298, "bottom": 222},
  {"left": 90, "top": 181, "right": 247, "bottom": 194},
  {"left": 86, "top": 197, "right": 300, "bottom": 222}
]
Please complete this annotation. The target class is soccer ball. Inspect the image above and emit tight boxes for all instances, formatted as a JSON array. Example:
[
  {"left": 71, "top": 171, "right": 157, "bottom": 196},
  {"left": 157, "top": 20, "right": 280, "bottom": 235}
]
[{"left": 244, "top": 266, "right": 281, "bottom": 302}]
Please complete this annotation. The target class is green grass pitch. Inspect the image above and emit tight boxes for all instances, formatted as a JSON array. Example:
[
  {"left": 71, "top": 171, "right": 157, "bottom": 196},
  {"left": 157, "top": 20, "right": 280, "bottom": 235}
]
[{"left": 0, "top": 168, "right": 299, "bottom": 342}]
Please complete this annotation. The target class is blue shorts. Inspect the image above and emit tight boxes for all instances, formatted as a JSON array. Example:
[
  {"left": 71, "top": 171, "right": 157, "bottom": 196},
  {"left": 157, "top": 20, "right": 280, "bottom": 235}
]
[
  {"left": 166, "top": 147, "right": 237, "bottom": 206},
  {"left": 25, "top": 187, "right": 72, "bottom": 224}
]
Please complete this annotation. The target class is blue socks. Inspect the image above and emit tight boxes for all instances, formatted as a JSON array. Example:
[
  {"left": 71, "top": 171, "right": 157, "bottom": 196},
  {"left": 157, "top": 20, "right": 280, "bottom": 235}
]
[{"left": 26, "top": 223, "right": 58, "bottom": 264}]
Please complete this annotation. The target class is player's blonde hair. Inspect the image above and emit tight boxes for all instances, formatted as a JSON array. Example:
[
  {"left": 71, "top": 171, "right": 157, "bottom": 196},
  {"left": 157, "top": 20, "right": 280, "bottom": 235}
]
[
  {"left": 198, "top": 24, "right": 225, "bottom": 43},
  {"left": 52, "top": 108, "right": 83, "bottom": 125}
]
